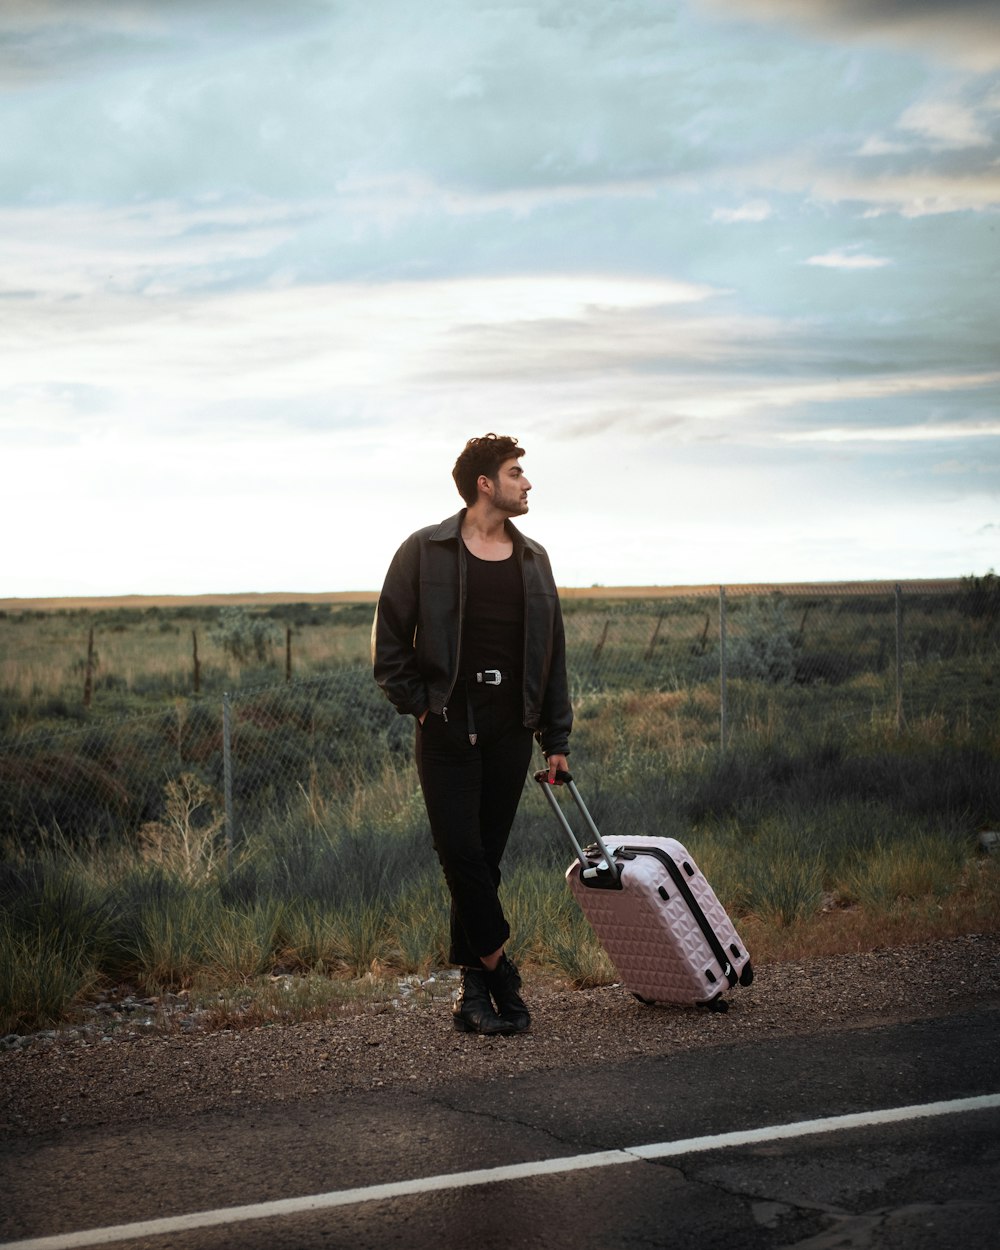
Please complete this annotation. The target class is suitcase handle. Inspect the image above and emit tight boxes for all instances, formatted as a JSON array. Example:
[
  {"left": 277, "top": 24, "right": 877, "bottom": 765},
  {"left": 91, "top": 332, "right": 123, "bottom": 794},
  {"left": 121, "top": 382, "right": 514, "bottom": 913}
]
[{"left": 533, "top": 769, "right": 621, "bottom": 885}]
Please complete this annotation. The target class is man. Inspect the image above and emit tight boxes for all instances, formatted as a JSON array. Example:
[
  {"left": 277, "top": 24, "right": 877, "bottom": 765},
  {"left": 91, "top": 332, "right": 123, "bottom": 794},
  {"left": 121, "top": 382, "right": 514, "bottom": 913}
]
[{"left": 373, "top": 434, "right": 572, "bottom": 1036}]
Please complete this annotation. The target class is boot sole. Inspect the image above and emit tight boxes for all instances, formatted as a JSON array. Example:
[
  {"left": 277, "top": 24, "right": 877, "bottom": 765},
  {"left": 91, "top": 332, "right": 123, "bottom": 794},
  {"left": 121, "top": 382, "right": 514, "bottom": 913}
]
[{"left": 452, "top": 1014, "right": 519, "bottom": 1036}]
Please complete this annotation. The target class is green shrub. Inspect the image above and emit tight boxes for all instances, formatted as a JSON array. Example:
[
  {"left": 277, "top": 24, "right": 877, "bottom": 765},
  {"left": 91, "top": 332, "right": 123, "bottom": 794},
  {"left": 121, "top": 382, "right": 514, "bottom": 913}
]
[
  {"left": 209, "top": 608, "right": 281, "bottom": 664},
  {"left": 726, "top": 597, "right": 798, "bottom": 685}
]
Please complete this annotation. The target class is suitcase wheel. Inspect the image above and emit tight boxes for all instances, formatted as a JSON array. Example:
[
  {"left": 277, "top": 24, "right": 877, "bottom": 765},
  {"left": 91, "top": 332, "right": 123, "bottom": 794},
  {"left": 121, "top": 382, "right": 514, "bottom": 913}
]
[
  {"left": 739, "top": 961, "right": 754, "bottom": 988},
  {"left": 700, "top": 995, "right": 729, "bottom": 1013},
  {"left": 632, "top": 993, "right": 657, "bottom": 1007}
]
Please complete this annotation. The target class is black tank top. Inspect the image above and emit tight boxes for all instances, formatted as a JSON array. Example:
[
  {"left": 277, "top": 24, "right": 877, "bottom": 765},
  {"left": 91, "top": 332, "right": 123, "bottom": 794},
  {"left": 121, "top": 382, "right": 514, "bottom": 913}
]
[{"left": 461, "top": 548, "right": 524, "bottom": 677}]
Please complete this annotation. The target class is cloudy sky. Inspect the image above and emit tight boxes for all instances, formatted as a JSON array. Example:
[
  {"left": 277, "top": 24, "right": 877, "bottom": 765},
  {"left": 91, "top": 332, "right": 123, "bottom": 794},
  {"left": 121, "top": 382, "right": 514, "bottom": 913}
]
[{"left": 2, "top": 0, "right": 998, "bottom": 596}]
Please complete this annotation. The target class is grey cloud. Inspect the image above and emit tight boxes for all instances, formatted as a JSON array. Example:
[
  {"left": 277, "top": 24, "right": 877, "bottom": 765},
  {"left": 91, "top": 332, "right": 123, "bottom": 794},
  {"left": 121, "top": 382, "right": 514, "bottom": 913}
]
[
  {"left": 0, "top": 1, "right": 332, "bottom": 89},
  {"left": 417, "top": 294, "right": 996, "bottom": 390},
  {"left": 554, "top": 410, "right": 688, "bottom": 440},
  {"left": 701, "top": 0, "right": 1000, "bottom": 69}
]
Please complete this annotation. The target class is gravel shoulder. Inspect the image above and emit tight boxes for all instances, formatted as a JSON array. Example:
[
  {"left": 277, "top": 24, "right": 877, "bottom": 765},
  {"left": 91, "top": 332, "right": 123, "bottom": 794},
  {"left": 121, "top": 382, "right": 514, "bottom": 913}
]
[{"left": 2, "top": 933, "right": 998, "bottom": 1141}]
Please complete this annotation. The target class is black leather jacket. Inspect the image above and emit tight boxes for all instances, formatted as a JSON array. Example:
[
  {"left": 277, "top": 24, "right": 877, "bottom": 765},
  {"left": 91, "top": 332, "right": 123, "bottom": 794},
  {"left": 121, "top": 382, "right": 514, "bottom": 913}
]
[{"left": 372, "top": 510, "right": 572, "bottom": 757}]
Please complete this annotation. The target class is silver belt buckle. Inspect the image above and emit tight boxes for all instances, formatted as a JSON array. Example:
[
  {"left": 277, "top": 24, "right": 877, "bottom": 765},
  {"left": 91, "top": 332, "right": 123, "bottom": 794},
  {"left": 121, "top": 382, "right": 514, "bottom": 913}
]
[{"left": 479, "top": 669, "right": 502, "bottom": 686}]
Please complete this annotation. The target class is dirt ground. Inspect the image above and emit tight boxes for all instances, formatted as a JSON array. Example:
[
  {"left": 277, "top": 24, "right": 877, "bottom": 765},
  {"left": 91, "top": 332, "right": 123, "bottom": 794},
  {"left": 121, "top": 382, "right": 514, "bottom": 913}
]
[{"left": 2, "top": 933, "right": 997, "bottom": 1140}]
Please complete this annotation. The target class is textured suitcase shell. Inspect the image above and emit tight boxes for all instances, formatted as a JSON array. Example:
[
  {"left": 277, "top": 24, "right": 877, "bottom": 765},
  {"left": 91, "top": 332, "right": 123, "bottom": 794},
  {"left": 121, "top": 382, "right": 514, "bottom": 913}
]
[{"left": 567, "top": 835, "right": 752, "bottom": 1006}]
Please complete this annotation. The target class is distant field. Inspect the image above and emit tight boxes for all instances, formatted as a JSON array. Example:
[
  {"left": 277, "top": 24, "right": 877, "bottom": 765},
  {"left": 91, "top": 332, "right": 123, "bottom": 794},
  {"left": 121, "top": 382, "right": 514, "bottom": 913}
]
[{"left": 0, "top": 578, "right": 965, "bottom": 613}]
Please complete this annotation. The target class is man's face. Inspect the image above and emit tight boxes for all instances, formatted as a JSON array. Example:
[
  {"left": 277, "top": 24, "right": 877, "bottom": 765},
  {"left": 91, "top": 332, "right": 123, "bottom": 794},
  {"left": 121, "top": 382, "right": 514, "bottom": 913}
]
[{"left": 487, "top": 457, "right": 531, "bottom": 515}]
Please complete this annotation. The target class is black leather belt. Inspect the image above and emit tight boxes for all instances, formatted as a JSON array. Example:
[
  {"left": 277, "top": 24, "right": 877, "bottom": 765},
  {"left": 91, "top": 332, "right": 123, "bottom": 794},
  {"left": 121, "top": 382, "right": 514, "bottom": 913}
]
[
  {"left": 478, "top": 669, "right": 512, "bottom": 686},
  {"left": 458, "top": 670, "right": 519, "bottom": 687},
  {"left": 458, "top": 671, "right": 519, "bottom": 743}
]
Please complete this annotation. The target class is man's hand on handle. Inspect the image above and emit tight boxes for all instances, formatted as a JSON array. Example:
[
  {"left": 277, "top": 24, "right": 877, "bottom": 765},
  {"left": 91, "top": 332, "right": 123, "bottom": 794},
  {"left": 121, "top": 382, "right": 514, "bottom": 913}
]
[{"left": 546, "top": 753, "right": 569, "bottom": 784}]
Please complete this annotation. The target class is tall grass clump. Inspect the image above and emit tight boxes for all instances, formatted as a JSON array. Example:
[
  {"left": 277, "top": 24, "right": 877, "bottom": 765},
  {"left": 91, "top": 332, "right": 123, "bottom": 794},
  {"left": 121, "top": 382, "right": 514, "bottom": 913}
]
[
  {"left": 0, "top": 918, "right": 99, "bottom": 1033},
  {"left": 200, "top": 900, "right": 286, "bottom": 982},
  {"left": 326, "top": 899, "right": 392, "bottom": 976},
  {"left": 0, "top": 858, "right": 114, "bottom": 1031},
  {"left": 275, "top": 898, "right": 344, "bottom": 972},
  {"left": 122, "top": 878, "right": 215, "bottom": 991},
  {"left": 742, "top": 847, "right": 826, "bottom": 928},
  {"left": 500, "top": 863, "right": 576, "bottom": 966},
  {"left": 838, "top": 832, "right": 968, "bottom": 911},
  {"left": 389, "top": 872, "right": 450, "bottom": 974}
]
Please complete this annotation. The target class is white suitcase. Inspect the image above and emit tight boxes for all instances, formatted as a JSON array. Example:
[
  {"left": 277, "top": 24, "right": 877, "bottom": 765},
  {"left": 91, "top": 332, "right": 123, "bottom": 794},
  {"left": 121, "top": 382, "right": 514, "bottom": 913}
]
[{"left": 536, "top": 771, "right": 753, "bottom": 1010}]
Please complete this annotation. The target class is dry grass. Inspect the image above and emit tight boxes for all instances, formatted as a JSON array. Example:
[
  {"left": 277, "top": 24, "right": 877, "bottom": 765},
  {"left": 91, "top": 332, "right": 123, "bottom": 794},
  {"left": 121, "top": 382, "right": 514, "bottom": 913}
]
[
  {"left": 0, "top": 606, "right": 372, "bottom": 706},
  {"left": 188, "top": 970, "right": 398, "bottom": 1032},
  {"left": 0, "top": 592, "right": 379, "bottom": 612},
  {"left": 739, "top": 856, "right": 1000, "bottom": 963},
  {"left": 138, "top": 773, "right": 226, "bottom": 884}
]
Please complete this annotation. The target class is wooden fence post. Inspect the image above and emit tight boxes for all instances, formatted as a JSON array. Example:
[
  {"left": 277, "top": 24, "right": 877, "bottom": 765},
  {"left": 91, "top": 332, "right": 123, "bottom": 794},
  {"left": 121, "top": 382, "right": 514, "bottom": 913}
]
[
  {"left": 223, "top": 692, "right": 234, "bottom": 870},
  {"left": 82, "top": 625, "right": 95, "bottom": 708},
  {"left": 192, "top": 629, "right": 201, "bottom": 694},
  {"left": 644, "top": 613, "right": 664, "bottom": 662},
  {"left": 592, "top": 619, "right": 610, "bottom": 663}
]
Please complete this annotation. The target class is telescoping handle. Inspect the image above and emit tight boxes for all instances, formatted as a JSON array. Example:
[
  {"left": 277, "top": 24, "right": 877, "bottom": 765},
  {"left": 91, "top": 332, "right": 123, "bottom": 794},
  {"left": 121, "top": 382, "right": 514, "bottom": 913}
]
[{"left": 533, "top": 769, "right": 621, "bottom": 886}]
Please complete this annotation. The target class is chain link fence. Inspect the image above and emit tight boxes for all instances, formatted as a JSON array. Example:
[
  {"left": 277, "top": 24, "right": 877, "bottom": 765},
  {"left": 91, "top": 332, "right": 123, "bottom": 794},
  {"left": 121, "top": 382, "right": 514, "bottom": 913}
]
[
  {"left": 564, "top": 580, "right": 998, "bottom": 746},
  {"left": 1, "top": 579, "right": 997, "bottom": 852}
]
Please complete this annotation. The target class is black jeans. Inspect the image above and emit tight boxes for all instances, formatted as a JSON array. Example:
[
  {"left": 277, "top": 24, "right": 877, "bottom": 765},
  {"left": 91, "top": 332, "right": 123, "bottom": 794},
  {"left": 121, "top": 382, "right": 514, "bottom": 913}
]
[{"left": 414, "top": 682, "right": 535, "bottom": 967}]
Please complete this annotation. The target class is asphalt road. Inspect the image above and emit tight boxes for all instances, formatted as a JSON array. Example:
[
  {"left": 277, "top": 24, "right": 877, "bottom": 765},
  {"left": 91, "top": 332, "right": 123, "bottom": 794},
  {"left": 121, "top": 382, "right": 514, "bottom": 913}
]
[{"left": 2, "top": 1004, "right": 999, "bottom": 1250}]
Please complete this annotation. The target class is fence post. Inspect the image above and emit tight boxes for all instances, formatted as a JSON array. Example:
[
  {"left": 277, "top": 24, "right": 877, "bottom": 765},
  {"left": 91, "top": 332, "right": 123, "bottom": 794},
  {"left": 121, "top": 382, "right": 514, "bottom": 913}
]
[
  {"left": 644, "top": 613, "right": 664, "bottom": 662},
  {"left": 894, "top": 583, "right": 905, "bottom": 734},
  {"left": 82, "top": 625, "right": 95, "bottom": 709},
  {"left": 719, "top": 585, "right": 729, "bottom": 752},
  {"left": 192, "top": 629, "right": 201, "bottom": 695},
  {"left": 222, "top": 691, "right": 234, "bottom": 868}
]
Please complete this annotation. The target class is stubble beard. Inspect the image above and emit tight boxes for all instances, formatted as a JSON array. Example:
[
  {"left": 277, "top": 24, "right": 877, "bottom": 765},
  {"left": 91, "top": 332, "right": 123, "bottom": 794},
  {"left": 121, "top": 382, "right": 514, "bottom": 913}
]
[{"left": 496, "top": 489, "right": 529, "bottom": 516}]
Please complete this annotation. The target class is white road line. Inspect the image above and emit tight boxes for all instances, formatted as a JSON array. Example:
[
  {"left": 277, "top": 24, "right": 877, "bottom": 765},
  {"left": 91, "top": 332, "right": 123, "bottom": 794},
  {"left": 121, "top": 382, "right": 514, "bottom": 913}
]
[
  {"left": 628, "top": 1094, "right": 1000, "bottom": 1159},
  {"left": 4, "top": 1094, "right": 998, "bottom": 1250}
]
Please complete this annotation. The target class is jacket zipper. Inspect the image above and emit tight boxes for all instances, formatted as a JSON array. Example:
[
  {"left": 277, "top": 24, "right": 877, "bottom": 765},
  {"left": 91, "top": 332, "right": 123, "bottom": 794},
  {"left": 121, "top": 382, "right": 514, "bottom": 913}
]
[
  {"left": 520, "top": 547, "right": 528, "bottom": 722},
  {"left": 441, "top": 534, "right": 468, "bottom": 723}
]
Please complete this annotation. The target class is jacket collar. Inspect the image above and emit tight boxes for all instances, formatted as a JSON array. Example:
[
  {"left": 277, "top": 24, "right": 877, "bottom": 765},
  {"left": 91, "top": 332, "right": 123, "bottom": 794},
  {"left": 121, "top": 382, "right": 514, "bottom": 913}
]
[{"left": 428, "top": 509, "right": 544, "bottom": 556}]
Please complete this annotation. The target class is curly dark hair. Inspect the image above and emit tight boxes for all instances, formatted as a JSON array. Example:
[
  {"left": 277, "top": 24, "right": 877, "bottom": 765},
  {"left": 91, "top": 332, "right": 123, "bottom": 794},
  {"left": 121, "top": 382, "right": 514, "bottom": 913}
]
[{"left": 451, "top": 433, "right": 525, "bottom": 506}]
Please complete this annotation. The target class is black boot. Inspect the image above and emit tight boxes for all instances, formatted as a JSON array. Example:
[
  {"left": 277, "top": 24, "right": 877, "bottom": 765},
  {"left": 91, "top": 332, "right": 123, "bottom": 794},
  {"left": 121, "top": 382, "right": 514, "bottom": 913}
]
[
  {"left": 453, "top": 967, "right": 518, "bottom": 1035},
  {"left": 485, "top": 954, "right": 531, "bottom": 1033}
]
